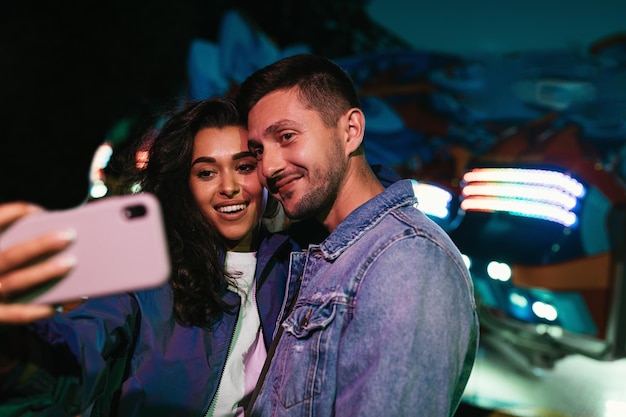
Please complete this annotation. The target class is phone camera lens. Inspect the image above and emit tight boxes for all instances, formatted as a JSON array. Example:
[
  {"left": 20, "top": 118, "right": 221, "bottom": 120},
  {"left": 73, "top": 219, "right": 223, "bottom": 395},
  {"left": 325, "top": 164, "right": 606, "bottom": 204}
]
[{"left": 124, "top": 204, "right": 147, "bottom": 219}]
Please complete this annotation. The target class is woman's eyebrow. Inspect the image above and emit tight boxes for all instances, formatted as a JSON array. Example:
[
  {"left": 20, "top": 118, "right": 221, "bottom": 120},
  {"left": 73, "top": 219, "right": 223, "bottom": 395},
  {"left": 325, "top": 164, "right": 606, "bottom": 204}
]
[
  {"left": 191, "top": 156, "right": 215, "bottom": 165},
  {"left": 191, "top": 151, "right": 254, "bottom": 165}
]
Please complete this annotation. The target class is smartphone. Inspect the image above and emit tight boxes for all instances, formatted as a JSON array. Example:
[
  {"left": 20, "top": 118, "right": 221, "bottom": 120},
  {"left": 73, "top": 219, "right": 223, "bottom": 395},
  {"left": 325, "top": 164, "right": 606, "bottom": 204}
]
[{"left": 0, "top": 193, "right": 171, "bottom": 304}]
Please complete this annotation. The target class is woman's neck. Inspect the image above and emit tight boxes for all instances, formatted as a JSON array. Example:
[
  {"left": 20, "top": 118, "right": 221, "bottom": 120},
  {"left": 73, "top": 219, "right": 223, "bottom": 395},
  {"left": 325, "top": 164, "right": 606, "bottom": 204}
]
[{"left": 226, "top": 224, "right": 261, "bottom": 252}]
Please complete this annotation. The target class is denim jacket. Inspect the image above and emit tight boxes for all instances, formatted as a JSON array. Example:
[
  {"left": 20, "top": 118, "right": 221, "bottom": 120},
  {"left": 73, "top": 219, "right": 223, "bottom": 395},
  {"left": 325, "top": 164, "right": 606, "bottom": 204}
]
[
  {"left": 250, "top": 179, "right": 479, "bottom": 417},
  {"left": 1, "top": 230, "right": 297, "bottom": 417}
]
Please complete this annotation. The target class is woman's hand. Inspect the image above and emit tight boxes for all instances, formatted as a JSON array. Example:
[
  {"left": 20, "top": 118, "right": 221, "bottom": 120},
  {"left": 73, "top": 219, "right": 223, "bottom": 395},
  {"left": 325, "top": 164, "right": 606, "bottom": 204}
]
[{"left": 0, "top": 202, "right": 75, "bottom": 323}]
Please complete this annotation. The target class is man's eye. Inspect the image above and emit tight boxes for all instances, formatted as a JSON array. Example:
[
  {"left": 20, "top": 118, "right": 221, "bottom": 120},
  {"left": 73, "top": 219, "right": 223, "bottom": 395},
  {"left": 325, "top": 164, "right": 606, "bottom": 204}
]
[
  {"left": 251, "top": 148, "right": 263, "bottom": 159},
  {"left": 281, "top": 133, "right": 294, "bottom": 141}
]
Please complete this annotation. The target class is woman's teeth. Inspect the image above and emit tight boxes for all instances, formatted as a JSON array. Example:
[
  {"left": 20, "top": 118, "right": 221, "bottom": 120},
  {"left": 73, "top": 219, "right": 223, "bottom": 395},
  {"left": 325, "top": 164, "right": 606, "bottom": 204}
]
[{"left": 217, "top": 204, "right": 246, "bottom": 213}]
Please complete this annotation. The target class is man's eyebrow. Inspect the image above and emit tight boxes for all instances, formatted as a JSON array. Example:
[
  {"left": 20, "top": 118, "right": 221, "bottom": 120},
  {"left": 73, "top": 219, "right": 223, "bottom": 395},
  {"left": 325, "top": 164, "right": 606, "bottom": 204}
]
[
  {"left": 233, "top": 151, "right": 255, "bottom": 160},
  {"left": 264, "top": 119, "right": 296, "bottom": 136}
]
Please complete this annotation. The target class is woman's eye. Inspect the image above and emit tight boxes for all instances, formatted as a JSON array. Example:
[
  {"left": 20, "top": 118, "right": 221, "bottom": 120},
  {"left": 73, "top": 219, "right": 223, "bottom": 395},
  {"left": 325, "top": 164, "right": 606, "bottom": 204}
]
[
  {"left": 238, "top": 163, "right": 256, "bottom": 173},
  {"left": 197, "top": 169, "right": 215, "bottom": 178}
]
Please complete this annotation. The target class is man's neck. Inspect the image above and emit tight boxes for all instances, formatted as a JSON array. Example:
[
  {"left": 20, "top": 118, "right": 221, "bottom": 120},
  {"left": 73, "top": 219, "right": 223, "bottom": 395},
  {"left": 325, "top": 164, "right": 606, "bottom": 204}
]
[{"left": 320, "top": 160, "right": 384, "bottom": 232}]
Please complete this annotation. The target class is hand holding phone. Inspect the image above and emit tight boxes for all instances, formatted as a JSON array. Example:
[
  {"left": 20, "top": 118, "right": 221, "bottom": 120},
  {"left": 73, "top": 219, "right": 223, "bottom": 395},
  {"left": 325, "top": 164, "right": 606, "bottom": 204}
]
[
  {"left": 0, "top": 202, "right": 77, "bottom": 321},
  {"left": 0, "top": 193, "right": 171, "bottom": 305}
]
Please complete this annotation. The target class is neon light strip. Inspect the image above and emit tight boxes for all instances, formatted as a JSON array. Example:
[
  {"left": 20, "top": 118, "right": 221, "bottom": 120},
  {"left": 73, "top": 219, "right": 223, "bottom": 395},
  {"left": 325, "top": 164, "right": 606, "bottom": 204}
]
[
  {"left": 462, "top": 183, "right": 578, "bottom": 209},
  {"left": 463, "top": 168, "right": 585, "bottom": 198},
  {"left": 460, "top": 197, "right": 577, "bottom": 226}
]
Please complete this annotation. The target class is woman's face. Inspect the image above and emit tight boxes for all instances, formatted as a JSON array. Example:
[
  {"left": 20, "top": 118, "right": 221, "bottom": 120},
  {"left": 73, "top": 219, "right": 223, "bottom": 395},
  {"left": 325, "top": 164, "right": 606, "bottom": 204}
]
[{"left": 188, "top": 126, "right": 267, "bottom": 251}]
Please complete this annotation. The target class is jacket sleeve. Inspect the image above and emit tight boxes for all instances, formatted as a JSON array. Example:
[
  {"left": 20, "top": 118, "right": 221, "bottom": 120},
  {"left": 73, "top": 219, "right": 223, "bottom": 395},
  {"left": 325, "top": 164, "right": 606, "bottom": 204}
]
[
  {"left": 334, "top": 236, "right": 479, "bottom": 417},
  {"left": 0, "top": 293, "right": 141, "bottom": 416}
]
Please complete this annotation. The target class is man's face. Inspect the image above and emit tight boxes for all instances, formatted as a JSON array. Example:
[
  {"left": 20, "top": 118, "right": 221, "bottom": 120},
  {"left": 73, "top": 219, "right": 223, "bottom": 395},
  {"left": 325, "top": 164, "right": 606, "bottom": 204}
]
[{"left": 247, "top": 88, "right": 347, "bottom": 221}]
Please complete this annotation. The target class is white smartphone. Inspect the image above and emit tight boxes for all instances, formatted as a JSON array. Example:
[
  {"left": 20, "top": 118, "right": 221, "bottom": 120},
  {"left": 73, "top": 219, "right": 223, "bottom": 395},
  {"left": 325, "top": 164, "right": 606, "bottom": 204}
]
[{"left": 0, "top": 193, "right": 171, "bottom": 304}]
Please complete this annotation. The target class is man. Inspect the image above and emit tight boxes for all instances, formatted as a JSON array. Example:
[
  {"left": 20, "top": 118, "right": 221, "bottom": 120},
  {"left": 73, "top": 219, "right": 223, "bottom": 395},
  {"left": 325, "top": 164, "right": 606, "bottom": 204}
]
[{"left": 236, "top": 54, "right": 479, "bottom": 417}]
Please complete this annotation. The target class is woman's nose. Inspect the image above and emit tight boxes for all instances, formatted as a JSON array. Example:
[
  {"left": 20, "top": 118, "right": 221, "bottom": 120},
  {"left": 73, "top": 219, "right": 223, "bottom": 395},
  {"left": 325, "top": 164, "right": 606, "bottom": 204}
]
[{"left": 220, "top": 173, "right": 240, "bottom": 197}]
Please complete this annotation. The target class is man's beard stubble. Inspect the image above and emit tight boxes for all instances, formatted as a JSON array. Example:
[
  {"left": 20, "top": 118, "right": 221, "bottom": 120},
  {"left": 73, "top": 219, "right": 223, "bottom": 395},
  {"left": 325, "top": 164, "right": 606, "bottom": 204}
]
[{"left": 284, "top": 137, "right": 347, "bottom": 222}]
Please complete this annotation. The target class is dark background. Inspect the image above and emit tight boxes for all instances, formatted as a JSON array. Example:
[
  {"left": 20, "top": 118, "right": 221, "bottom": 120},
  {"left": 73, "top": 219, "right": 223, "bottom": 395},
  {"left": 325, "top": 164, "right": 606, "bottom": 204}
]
[
  {"left": 3, "top": 1, "right": 622, "bottom": 209},
  {"left": 1, "top": 1, "right": 197, "bottom": 208},
  {"left": 0, "top": 0, "right": 407, "bottom": 209}
]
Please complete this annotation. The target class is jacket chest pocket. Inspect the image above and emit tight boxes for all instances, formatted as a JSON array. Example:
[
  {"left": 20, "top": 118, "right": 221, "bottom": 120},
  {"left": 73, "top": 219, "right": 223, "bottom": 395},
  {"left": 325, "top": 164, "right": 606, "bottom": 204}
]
[{"left": 271, "top": 295, "right": 345, "bottom": 410}]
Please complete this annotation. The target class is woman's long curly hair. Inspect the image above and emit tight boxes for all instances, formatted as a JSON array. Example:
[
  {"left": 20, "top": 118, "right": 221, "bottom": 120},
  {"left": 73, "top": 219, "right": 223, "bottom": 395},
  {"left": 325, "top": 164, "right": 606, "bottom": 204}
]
[{"left": 122, "top": 98, "right": 249, "bottom": 328}]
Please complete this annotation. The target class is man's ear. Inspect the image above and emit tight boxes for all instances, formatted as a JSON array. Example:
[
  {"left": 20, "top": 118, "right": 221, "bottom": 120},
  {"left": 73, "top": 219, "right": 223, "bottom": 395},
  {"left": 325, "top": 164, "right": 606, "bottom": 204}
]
[{"left": 344, "top": 108, "right": 365, "bottom": 155}]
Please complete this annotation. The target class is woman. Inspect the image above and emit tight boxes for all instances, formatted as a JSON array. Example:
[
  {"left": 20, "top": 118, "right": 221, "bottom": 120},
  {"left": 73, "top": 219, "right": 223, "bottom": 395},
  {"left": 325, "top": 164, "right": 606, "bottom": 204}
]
[{"left": 0, "top": 98, "right": 298, "bottom": 417}]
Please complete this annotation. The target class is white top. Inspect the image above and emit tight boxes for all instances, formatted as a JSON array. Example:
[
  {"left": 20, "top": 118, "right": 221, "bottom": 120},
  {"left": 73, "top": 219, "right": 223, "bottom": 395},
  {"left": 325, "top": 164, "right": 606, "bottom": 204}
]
[{"left": 207, "top": 251, "right": 268, "bottom": 417}]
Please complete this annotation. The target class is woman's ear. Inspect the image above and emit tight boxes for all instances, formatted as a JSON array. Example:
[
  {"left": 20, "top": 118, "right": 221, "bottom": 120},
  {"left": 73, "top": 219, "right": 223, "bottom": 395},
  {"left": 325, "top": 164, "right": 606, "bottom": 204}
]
[{"left": 344, "top": 108, "right": 365, "bottom": 155}]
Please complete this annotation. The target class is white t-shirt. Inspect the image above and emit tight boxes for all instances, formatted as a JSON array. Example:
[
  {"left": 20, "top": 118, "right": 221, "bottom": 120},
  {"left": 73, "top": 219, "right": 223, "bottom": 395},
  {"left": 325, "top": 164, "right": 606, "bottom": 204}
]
[{"left": 207, "top": 251, "right": 268, "bottom": 417}]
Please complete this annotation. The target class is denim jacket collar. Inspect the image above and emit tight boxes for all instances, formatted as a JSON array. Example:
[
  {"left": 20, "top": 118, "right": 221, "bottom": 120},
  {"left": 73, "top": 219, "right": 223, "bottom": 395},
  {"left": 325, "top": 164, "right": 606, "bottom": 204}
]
[{"left": 320, "top": 179, "right": 416, "bottom": 260}]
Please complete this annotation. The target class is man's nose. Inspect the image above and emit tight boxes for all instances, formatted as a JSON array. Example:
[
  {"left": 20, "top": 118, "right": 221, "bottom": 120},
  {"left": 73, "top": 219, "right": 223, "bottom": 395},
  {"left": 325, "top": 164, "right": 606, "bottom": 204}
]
[{"left": 260, "top": 148, "right": 285, "bottom": 180}]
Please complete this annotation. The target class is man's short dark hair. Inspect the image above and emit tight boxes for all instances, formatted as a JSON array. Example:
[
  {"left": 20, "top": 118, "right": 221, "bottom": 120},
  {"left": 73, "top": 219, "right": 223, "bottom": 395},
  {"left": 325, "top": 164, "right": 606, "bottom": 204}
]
[{"left": 236, "top": 54, "right": 361, "bottom": 128}]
